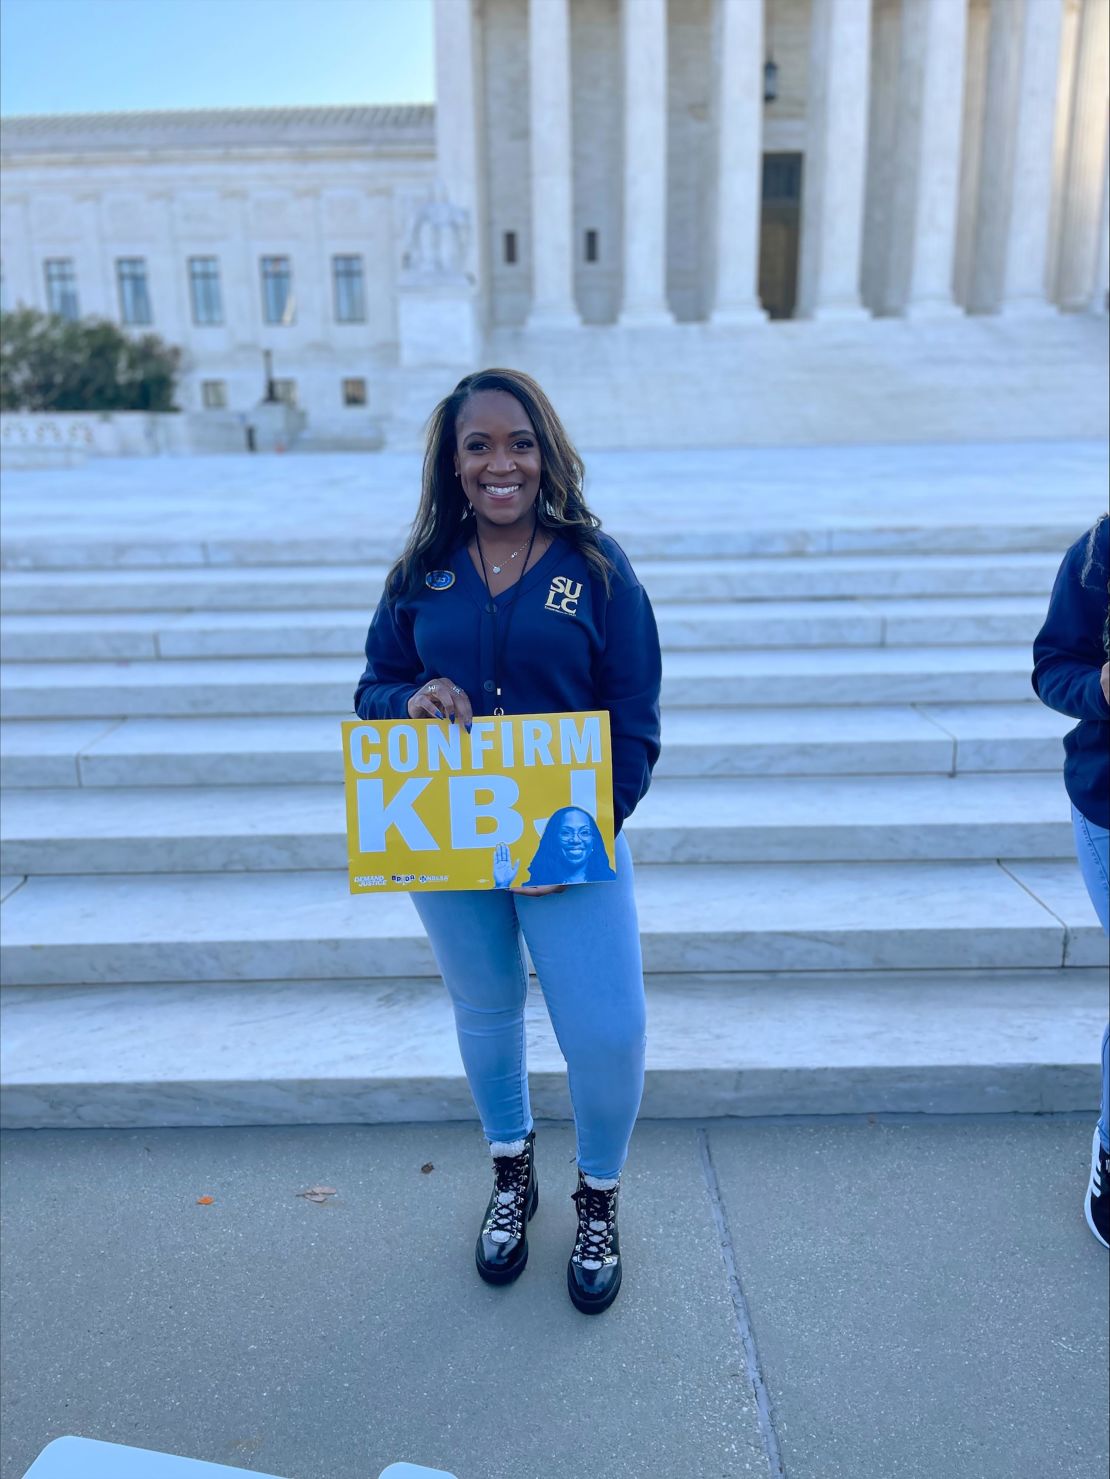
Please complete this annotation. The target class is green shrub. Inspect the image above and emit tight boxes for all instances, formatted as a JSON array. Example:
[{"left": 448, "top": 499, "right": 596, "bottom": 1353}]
[{"left": 0, "top": 308, "right": 181, "bottom": 413}]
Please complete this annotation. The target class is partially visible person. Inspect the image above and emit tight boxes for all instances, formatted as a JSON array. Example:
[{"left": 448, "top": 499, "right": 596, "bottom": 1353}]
[{"left": 1032, "top": 512, "right": 1109, "bottom": 1249}]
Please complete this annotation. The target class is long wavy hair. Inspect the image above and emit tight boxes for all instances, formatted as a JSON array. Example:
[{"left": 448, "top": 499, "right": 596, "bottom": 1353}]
[
  {"left": 1079, "top": 512, "right": 1110, "bottom": 658},
  {"left": 523, "top": 807, "right": 617, "bottom": 886},
  {"left": 385, "top": 368, "right": 613, "bottom": 599}
]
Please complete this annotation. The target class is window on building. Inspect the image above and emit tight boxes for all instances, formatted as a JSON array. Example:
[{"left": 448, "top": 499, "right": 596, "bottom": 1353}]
[
  {"left": 342, "top": 378, "right": 367, "bottom": 406},
  {"left": 261, "top": 256, "right": 295, "bottom": 324},
  {"left": 584, "top": 230, "right": 599, "bottom": 264},
  {"left": 44, "top": 258, "right": 79, "bottom": 320},
  {"left": 201, "top": 380, "right": 228, "bottom": 409},
  {"left": 332, "top": 256, "right": 366, "bottom": 323},
  {"left": 189, "top": 257, "right": 223, "bottom": 325},
  {"left": 116, "top": 258, "right": 153, "bottom": 325},
  {"left": 503, "top": 231, "right": 518, "bottom": 265},
  {"left": 272, "top": 378, "right": 297, "bottom": 407}
]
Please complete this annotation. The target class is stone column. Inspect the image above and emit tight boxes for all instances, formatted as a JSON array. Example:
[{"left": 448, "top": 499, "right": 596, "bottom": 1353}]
[
  {"left": 1001, "top": 0, "right": 1066, "bottom": 312},
  {"left": 797, "top": 0, "right": 871, "bottom": 319},
  {"left": 617, "top": 0, "right": 673, "bottom": 326},
  {"left": 710, "top": 0, "right": 767, "bottom": 325},
  {"left": 1045, "top": 0, "right": 1082, "bottom": 301},
  {"left": 1056, "top": 0, "right": 1110, "bottom": 308},
  {"left": 157, "top": 191, "right": 189, "bottom": 345},
  {"left": 433, "top": 0, "right": 486, "bottom": 323},
  {"left": 953, "top": 0, "right": 991, "bottom": 308},
  {"left": 74, "top": 194, "right": 110, "bottom": 319},
  {"left": 970, "top": 0, "right": 1020, "bottom": 310},
  {"left": 900, "top": 0, "right": 968, "bottom": 316},
  {"left": 0, "top": 195, "right": 35, "bottom": 310},
  {"left": 526, "top": 0, "right": 579, "bottom": 328},
  {"left": 1092, "top": 131, "right": 1110, "bottom": 311},
  {"left": 222, "top": 190, "right": 258, "bottom": 352}
]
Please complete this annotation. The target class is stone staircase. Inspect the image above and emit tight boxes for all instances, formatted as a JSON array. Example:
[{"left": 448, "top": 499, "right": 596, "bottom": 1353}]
[
  {"left": 369, "top": 315, "right": 1110, "bottom": 452},
  {"left": 1, "top": 461, "right": 1107, "bottom": 1129}
]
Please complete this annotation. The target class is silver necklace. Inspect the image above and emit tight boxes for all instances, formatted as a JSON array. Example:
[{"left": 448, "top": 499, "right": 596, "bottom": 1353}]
[{"left": 485, "top": 532, "right": 533, "bottom": 575}]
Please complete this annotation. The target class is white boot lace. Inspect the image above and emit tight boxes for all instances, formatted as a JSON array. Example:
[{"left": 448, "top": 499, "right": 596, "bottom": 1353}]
[{"left": 486, "top": 1147, "right": 531, "bottom": 1244}]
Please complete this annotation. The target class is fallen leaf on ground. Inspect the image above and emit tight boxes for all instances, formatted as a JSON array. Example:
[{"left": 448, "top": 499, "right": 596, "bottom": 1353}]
[
  {"left": 196, "top": 1196, "right": 215, "bottom": 1205},
  {"left": 421, "top": 1163, "right": 434, "bottom": 1174}
]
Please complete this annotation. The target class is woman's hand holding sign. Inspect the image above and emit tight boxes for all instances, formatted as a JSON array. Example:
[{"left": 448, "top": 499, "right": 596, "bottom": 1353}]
[{"left": 408, "top": 677, "right": 474, "bottom": 729}]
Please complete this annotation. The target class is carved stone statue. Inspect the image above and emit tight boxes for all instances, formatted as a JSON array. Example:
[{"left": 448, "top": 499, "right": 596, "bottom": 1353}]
[{"left": 402, "top": 180, "right": 471, "bottom": 282}]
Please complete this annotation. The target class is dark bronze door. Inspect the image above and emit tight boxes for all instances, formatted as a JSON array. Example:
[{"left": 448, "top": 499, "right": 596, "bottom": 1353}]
[{"left": 759, "top": 152, "right": 803, "bottom": 320}]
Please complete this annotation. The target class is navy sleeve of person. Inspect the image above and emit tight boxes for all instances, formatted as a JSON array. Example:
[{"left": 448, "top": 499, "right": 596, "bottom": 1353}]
[
  {"left": 354, "top": 530, "right": 662, "bottom": 836},
  {"left": 1031, "top": 516, "right": 1110, "bottom": 831}
]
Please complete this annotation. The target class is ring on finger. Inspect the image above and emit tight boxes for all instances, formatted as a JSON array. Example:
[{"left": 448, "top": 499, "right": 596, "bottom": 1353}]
[{"left": 451, "top": 685, "right": 462, "bottom": 695}]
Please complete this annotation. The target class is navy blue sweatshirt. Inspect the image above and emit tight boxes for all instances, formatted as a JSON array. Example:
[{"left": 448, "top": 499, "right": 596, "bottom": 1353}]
[
  {"left": 354, "top": 530, "right": 662, "bottom": 834},
  {"left": 1032, "top": 518, "right": 1109, "bottom": 830}
]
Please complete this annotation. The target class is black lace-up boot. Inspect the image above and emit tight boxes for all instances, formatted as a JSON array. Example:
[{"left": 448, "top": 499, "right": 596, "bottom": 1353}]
[
  {"left": 475, "top": 1129, "right": 539, "bottom": 1284},
  {"left": 567, "top": 1167, "right": 622, "bottom": 1314}
]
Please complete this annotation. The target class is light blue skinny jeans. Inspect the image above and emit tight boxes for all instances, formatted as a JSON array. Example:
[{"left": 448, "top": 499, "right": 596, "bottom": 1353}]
[
  {"left": 411, "top": 830, "right": 647, "bottom": 1181},
  {"left": 1072, "top": 803, "right": 1110, "bottom": 1152}
]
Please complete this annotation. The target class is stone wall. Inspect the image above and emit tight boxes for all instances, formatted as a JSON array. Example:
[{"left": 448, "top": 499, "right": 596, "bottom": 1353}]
[
  {"left": 0, "top": 407, "right": 319, "bottom": 461},
  {"left": 0, "top": 411, "right": 194, "bottom": 464}
]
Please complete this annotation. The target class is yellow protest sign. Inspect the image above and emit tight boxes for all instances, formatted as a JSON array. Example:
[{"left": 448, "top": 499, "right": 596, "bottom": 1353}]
[{"left": 342, "top": 710, "right": 616, "bottom": 893}]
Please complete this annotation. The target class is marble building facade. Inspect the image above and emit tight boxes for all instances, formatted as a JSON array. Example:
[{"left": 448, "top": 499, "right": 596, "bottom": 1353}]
[
  {"left": 452, "top": 0, "right": 1109, "bottom": 327},
  {"left": 0, "top": 0, "right": 1106, "bottom": 435},
  {"left": 0, "top": 106, "right": 437, "bottom": 433}
]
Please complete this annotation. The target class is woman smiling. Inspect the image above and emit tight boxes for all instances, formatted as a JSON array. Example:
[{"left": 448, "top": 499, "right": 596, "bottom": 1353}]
[{"left": 353, "top": 367, "right": 662, "bottom": 1314}]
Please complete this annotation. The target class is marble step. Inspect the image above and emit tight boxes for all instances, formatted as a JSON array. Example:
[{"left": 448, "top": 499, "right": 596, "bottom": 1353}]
[
  {"left": 0, "top": 645, "right": 1041, "bottom": 717},
  {"left": 2, "top": 859, "right": 1105, "bottom": 987},
  {"left": 0, "top": 704, "right": 1073, "bottom": 789},
  {"left": 0, "top": 551, "right": 1061, "bottom": 613},
  {"left": 0, "top": 519, "right": 1088, "bottom": 571},
  {"left": 0, "top": 774, "right": 1076, "bottom": 875},
  {"left": 0, "top": 595, "right": 1050, "bottom": 661},
  {"left": 2, "top": 967, "right": 1105, "bottom": 1129}
]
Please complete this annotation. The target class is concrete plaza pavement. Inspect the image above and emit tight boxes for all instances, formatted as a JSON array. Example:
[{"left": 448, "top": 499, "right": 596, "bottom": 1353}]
[
  {"left": 2, "top": 440, "right": 1107, "bottom": 563},
  {"left": 3, "top": 437, "right": 1108, "bottom": 1478},
  {"left": 2, "top": 1114, "right": 1107, "bottom": 1479}
]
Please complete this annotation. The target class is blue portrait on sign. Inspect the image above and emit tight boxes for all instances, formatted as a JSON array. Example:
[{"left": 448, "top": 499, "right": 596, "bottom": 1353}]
[{"left": 522, "top": 807, "right": 617, "bottom": 886}]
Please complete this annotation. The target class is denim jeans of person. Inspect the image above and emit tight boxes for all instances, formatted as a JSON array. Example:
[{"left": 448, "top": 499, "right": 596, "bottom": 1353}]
[
  {"left": 1072, "top": 803, "right": 1110, "bottom": 1152},
  {"left": 412, "top": 831, "right": 647, "bottom": 1181}
]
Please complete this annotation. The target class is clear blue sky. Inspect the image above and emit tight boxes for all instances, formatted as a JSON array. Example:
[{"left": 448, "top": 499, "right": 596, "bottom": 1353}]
[{"left": 0, "top": 0, "right": 435, "bottom": 116}]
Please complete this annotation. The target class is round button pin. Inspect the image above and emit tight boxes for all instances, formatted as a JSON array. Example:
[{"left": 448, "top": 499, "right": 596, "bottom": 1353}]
[{"left": 425, "top": 570, "right": 456, "bottom": 590}]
